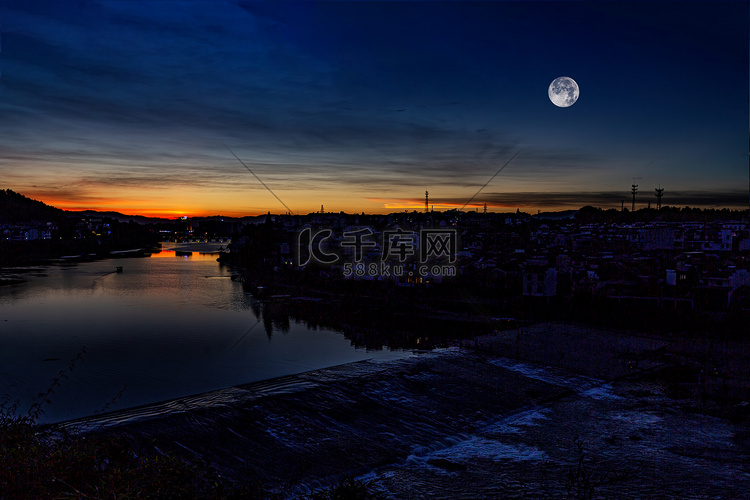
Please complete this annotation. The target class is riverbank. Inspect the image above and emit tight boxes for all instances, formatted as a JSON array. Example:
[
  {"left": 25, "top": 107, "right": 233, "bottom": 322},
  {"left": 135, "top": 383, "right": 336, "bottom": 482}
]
[
  {"left": 57, "top": 323, "right": 750, "bottom": 498},
  {"left": 0, "top": 243, "right": 161, "bottom": 287}
]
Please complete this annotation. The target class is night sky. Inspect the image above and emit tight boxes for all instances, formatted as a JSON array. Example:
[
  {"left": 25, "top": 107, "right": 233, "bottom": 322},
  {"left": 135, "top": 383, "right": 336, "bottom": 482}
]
[{"left": 1, "top": 1, "right": 747, "bottom": 217}]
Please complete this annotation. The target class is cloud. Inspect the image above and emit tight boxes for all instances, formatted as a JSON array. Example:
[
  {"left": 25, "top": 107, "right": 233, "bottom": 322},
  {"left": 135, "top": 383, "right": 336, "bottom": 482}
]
[
  {"left": 21, "top": 188, "right": 117, "bottom": 206},
  {"left": 654, "top": 190, "right": 749, "bottom": 209},
  {"left": 378, "top": 189, "right": 749, "bottom": 211}
]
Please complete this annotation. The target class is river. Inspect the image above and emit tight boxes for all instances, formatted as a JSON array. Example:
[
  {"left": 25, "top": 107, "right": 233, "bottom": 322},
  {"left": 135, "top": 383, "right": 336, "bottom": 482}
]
[{"left": 0, "top": 242, "right": 408, "bottom": 423}]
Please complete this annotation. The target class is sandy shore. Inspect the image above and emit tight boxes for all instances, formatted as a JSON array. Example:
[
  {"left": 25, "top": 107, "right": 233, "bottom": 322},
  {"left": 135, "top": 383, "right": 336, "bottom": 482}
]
[{"left": 61, "top": 323, "right": 750, "bottom": 498}]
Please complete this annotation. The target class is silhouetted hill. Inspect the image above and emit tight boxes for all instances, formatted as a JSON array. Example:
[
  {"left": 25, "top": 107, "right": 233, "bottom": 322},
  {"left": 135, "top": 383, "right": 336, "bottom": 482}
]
[
  {"left": 0, "top": 190, "right": 175, "bottom": 224},
  {"left": 0, "top": 189, "right": 65, "bottom": 224},
  {"left": 0, "top": 190, "right": 259, "bottom": 225},
  {"left": 77, "top": 211, "right": 169, "bottom": 224}
]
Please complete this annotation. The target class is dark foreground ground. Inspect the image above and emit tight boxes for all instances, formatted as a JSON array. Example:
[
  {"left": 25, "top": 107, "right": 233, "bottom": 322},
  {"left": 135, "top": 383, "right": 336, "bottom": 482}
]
[{"left": 62, "top": 323, "right": 750, "bottom": 499}]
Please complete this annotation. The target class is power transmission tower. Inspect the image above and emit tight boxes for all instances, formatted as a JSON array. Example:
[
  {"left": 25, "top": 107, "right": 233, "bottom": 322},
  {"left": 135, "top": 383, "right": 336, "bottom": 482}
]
[
  {"left": 425, "top": 191, "right": 429, "bottom": 213},
  {"left": 631, "top": 183, "right": 638, "bottom": 212},
  {"left": 655, "top": 186, "right": 664, "bottom": 210}
]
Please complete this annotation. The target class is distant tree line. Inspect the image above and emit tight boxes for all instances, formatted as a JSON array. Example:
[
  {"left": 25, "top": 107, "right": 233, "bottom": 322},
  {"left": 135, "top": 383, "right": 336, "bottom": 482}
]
[{"left": 575, "top": 205, "right": 748, "bottom": 224}]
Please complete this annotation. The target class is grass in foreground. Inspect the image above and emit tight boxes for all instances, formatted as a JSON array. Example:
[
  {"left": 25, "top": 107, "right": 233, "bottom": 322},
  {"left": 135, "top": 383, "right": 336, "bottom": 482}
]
[
  {"left": 0, "top": 347, "right": 381, "bottom": 499},
  {"left": 0, "top": 410, "right": 231, "bottom": 499},
  {"left": 0, "top": 412, "right": 380, "bottom": 499}
]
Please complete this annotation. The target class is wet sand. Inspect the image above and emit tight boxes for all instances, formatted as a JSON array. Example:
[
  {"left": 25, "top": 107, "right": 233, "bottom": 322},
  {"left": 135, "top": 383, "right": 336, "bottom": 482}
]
[{"left": 62, "top": 323, "right": 750, "bottom": 498}]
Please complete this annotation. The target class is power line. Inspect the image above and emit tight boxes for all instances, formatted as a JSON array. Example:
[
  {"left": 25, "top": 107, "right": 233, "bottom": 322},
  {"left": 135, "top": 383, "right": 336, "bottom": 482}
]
[
  {"left": 226, "top": 146, "right": 292, "bottom": 214},
  {"left": 460, "top": 147, "right": 523, "bottom": 211}
]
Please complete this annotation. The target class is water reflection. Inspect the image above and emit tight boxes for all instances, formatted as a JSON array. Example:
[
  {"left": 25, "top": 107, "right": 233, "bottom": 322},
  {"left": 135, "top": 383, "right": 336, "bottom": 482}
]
[{"left": 0, "top": 243, "right": 406, "bottom": 423}]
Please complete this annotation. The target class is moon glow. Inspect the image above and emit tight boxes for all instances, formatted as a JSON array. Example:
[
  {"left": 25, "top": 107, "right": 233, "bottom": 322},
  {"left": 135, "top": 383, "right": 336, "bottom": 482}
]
[{"left": 548, "top": 76, "right": 579, "bottom": 107}]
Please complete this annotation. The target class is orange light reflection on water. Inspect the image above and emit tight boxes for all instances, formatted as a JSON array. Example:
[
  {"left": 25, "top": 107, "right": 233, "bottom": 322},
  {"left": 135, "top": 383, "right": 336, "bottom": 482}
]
[
  {"left": 149, "top": 251, "right": 177, "bottom": 259},
  {"left": 149, "top": 250, "right": 222, "bottom": 261}
]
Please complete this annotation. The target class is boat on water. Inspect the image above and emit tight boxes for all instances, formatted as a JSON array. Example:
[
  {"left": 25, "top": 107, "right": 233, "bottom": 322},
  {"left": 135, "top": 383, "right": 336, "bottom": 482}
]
[
  {"left": 116, "top": 266, "right": 123, "bottom": 273},
  {"left": 175, "top": 250, "right": 193, "bottom": 257}
]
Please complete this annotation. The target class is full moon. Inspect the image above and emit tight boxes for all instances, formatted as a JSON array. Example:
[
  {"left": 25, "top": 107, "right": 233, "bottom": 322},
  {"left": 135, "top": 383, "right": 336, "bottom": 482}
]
[{"left": 548, "top": 76, "right": 579, "bottom": 107}]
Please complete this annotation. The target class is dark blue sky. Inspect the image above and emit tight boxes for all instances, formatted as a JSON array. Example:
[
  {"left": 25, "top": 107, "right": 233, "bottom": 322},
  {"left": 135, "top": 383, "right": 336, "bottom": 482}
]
[{"left": 0, "top": 1, "right": 747, "bottom": 215}]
